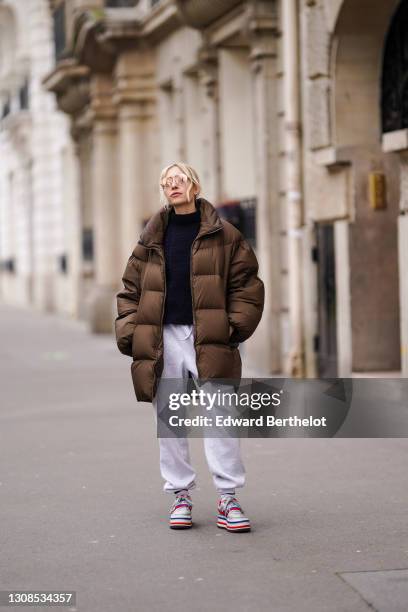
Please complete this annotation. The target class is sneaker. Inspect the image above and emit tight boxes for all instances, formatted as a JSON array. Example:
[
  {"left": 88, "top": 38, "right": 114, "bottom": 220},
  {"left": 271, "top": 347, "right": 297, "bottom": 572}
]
[
  {"left": 217, "top": 494, "right": 251, "bottom": 532},
  {"left": 169, "top": 492, "right": 193, "bottom": 529}
]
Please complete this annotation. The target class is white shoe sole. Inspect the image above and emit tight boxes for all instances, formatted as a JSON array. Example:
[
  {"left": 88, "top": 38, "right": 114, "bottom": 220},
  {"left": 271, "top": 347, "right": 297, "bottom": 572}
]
[{"left": 217, "top": 515, "right": 251, "bottom": 532}]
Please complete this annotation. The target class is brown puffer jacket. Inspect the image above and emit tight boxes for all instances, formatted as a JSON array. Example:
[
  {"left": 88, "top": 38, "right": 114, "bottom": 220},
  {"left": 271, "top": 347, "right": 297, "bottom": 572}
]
[{"left": 115, "top": 197, "right": 265, "bottom": 402}]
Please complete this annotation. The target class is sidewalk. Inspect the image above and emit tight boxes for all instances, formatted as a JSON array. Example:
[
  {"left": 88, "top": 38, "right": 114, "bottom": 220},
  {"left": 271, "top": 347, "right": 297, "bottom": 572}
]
[{"left": 1, "top": 303, "right": 407, "bottom": 612}]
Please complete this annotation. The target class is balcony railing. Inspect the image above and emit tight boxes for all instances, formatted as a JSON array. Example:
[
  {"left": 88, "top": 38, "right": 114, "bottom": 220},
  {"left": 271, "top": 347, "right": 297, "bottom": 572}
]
[{"left": 176, "top": 0, "right": 242, "bottom": 28}]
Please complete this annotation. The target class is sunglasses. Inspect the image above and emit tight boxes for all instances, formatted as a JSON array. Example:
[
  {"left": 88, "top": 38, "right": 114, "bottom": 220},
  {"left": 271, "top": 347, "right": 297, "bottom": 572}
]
[{"left": 161, "top": 173, "right": 189, "bottom": 189}]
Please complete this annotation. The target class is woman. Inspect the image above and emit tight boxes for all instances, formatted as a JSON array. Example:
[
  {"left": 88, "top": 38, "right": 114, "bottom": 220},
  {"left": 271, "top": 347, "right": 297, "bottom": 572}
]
[{"left": 115, "top": 162, "right": 264, "bottom": 532}]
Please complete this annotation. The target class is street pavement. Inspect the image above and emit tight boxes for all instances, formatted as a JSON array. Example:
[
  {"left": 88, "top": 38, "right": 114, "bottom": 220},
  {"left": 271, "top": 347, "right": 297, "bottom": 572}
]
[{"left": 0, "top": 303, "right": 407, "bottom": 612}]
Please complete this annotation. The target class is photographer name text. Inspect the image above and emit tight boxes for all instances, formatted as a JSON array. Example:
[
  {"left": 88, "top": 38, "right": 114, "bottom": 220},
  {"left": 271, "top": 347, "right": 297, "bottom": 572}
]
[{"left": 168, "top": 415, "right": 327, "bottom": 428}]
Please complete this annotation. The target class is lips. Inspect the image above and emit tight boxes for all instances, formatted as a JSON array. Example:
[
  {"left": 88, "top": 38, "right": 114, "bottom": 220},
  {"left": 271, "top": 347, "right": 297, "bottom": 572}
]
[{"left": 171, "top": 192, "right": 182, "bottom": 196}]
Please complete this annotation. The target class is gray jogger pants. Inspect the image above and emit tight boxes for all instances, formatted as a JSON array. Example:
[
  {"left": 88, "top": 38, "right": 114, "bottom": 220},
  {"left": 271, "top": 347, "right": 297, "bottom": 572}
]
[{"left": 152, "top": 323, "right": 246, "bottom": 495}]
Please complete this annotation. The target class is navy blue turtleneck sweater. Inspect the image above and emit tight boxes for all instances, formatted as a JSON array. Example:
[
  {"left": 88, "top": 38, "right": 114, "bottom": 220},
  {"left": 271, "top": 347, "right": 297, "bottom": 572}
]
[{"left": 163, "top": 202, "right": 201, "bottom": 324}]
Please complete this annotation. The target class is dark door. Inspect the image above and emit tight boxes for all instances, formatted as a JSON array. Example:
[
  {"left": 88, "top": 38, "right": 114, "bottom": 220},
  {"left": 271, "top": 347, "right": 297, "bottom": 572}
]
[{"left": 315, "top": 222, "right": 338, "bottom": 377}]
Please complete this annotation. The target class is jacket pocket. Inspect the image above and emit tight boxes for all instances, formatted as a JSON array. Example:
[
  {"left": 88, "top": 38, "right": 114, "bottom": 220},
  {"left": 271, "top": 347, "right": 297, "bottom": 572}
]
[
  {"left": 131, "top": 324, "right": 139, "bottom": 357},
  {"left": 228, "top": 323, "right": 240, "bottom": 347}
]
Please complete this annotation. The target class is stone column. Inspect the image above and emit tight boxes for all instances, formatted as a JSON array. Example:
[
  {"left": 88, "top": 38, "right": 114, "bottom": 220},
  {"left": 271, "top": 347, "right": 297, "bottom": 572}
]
[
  {"left": 86, "top": 74, "right": 120, "bottom": 333},
  {"left": 61, "top": 136, "right": 82, "bottom": 319},
  {"left": 282, "top": 0, "right": 305, "bottom": 376},
  {"left": 197, "top": 44, "right": 221, "bottom": 204},
  {"left": 71, "top": 116, "right": 94, "bottom": 322},
  {"left": 114, "top": 50, "right": 158, "bottom": 263},
  {"left": 248, "top": 18, "right": 281, "bottom": 374}
]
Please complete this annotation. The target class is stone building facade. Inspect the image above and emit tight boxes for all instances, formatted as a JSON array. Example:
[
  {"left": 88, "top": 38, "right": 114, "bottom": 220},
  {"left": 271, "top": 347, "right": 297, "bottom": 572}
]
[
  {"left": 2, "top": 0, "right": 406, "bottom": 378},
  {"left": 0, "top": 0, "right": 74, "bottom": 315},
  {"left": 302, "top": 0, "right": 405, "bottom": 378}
]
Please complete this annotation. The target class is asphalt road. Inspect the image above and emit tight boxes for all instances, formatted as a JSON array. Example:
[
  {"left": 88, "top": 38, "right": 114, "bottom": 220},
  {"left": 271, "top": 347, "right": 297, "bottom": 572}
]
[{"left": 1, "top": 303, "right": 407, "bottom": 612}]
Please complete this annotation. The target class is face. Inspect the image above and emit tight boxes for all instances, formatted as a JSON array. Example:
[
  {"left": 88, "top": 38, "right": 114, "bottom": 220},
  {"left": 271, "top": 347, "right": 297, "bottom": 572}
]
[{"left": 162, "top": 166, "right": 197, "bottom": 206}]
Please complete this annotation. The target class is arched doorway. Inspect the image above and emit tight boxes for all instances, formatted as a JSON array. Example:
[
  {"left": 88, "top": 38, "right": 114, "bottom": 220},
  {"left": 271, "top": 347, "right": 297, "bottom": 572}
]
[{"left": 330, "top": 0, "right": 401, "bottom": 373}]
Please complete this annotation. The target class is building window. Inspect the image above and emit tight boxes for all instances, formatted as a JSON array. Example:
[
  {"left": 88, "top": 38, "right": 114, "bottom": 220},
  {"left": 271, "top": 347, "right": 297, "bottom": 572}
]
[
  {"left": 19, "top": 79, "right": 29, "bottom": 110},
  {"left": 1, "top": 257, "right": 16, "bottom": 273},
  {"left": 82, "top": 228, "right": 94, "bottom": 262},
  {"left": 58, "top": 253, "right": 68, "bottom": 274},
  {"left": 216, "top": 198, "right": 257, "bottom": 249},
  {"left": 240, "top": 198, "right": 256, "bottom": 249},
  {"left": 1, "top": 96, "right": 10, "bottom": 119},
  {"left": 53, "top": 2, "right": 66, "bottom": 61},
  {"left": 381, "top": 1, "right": 408, "bottom": 132}
]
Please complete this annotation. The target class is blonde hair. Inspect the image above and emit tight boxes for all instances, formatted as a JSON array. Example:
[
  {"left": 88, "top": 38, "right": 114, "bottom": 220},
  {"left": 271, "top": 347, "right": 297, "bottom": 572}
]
[{"left": 159, "top": 162, "right": 202, "bottom": 208}]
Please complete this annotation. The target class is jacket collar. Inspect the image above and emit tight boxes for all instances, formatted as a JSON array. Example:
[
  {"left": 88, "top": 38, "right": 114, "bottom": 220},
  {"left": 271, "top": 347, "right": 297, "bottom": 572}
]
[{"left": 138, "top": 197, "right": 223, "bottom": 249}]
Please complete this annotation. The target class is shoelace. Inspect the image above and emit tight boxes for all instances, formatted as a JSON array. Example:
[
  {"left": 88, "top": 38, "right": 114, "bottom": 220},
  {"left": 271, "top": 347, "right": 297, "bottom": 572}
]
[
  {"left": 218, "top": 496, "right": 243, "bottom": 517},
  {"left": 171, "top": 495, "right": 193, "bottom": 513}
]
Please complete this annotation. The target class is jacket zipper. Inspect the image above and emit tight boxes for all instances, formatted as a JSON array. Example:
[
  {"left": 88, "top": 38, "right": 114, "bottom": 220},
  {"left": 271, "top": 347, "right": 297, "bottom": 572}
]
[
  {"left": 158, "top": 245, "right": 166, "bottom": 357},
  {"left": 190, "top": 226, "right": 222, "bottom": 379}
]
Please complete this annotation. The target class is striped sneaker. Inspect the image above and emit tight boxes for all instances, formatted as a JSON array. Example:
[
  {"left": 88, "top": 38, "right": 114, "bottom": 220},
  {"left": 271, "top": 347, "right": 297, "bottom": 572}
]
[
  {"left": 217, "top": 494, "right": 251, "bottom": 532},
  {"left": 169, "top": 492, "right": 193, "bottom": 529}
]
